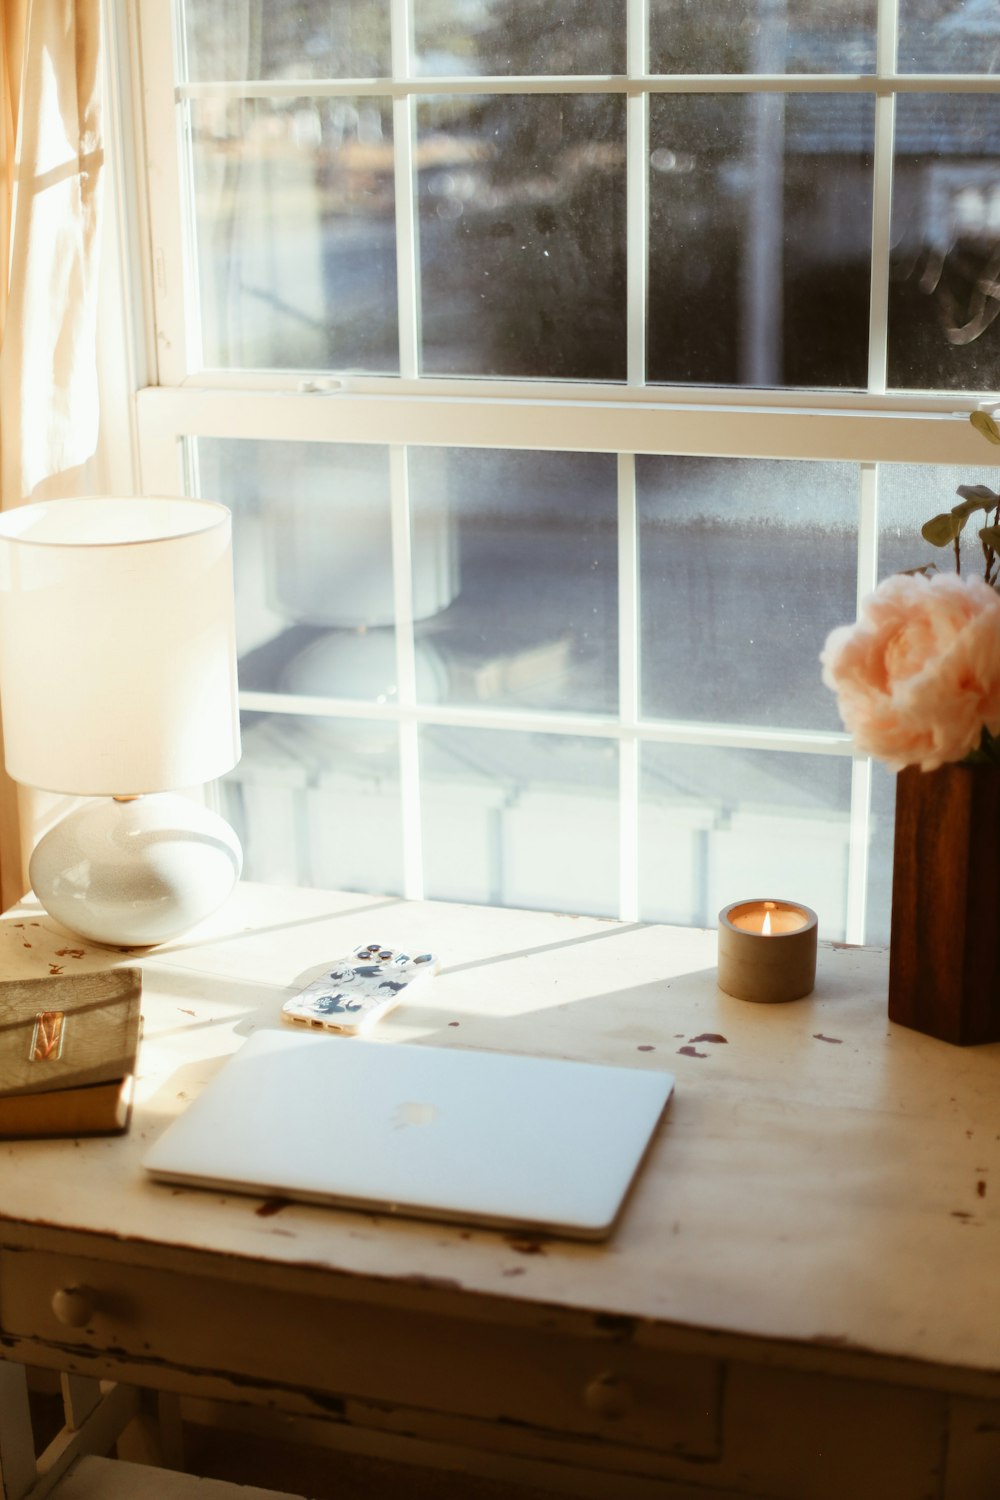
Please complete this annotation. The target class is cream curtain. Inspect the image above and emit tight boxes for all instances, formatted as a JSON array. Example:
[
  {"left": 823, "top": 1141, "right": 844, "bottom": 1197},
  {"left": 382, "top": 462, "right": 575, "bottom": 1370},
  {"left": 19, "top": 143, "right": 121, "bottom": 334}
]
[{"left": 0, "top": 0, "right": 105, "bottom": 908}]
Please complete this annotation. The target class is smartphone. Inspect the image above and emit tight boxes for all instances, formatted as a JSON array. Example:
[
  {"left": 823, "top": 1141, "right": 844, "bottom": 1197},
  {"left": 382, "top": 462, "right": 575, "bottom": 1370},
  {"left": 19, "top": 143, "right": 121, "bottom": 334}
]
[{"left": 280, "top": 945, "right": 439, "bottom": 1035}]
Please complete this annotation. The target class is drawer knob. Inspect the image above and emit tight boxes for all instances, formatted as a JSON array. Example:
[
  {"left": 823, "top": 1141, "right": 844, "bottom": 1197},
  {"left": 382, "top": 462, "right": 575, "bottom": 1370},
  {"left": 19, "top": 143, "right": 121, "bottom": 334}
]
[
  {"left": 583, "top": 1370, "right": 633, "bottom": 1420},
  {"left": 51, "top": 1286, "right": 95, "bottom": 1327}
]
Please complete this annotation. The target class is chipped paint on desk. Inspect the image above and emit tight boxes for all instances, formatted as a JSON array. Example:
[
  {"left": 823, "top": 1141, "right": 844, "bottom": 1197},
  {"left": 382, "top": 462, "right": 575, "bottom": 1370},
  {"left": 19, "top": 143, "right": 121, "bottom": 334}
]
[{"left": 0, "top": 885, "right": 997, "bottom": 1399}]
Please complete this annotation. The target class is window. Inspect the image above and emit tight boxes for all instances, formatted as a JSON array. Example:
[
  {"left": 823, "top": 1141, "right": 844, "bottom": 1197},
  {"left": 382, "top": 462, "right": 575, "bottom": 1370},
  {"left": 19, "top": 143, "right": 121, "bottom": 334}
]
[{"left": 125, "top": 0, "right": 1000, "bottom": 943}]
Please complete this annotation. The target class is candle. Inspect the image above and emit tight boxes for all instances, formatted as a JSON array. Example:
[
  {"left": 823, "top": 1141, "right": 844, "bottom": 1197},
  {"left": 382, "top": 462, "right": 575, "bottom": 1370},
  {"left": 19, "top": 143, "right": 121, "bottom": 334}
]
[{"left": 717, "top": 899, "right": 818, "bottom": 1003}]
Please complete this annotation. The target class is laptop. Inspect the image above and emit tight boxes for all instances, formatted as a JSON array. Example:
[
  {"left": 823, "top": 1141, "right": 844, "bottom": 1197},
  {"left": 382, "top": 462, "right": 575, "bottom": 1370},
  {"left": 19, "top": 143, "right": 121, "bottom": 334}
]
[{"left": 142, "top": 1030, "right": 674, "bottom": 1240}]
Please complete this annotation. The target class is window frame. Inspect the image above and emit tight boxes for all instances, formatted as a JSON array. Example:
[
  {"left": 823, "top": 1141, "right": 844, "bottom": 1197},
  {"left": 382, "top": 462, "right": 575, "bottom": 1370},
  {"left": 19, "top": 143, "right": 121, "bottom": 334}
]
[{"left": 122, "top": 0, "right": 1000, "bottom": 940}]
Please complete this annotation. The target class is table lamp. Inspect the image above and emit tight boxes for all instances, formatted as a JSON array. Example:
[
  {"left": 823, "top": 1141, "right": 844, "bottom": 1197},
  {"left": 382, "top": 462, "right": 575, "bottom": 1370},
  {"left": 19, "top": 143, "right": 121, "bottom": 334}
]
[{"left": 0, "top": 497, "right": 242, "bottom": 947}]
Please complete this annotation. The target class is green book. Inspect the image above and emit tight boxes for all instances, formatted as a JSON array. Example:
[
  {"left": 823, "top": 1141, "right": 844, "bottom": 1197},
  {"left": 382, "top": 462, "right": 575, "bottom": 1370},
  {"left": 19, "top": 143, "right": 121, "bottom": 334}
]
[{"left": 0, "top": 969, "right": 142, "bottom": 1138}]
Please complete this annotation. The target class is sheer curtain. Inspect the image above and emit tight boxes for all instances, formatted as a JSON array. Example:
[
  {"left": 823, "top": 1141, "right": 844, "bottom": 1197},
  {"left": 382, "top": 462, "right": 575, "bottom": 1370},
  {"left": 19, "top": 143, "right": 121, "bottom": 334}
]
[{"left": 0, "top": 0, "right": 104, "bottom": 908}]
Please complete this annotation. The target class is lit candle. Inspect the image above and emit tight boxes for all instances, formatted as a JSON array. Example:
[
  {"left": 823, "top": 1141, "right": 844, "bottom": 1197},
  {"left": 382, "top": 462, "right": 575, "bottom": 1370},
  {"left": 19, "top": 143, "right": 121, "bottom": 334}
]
[{"left": 717, "top": 899, "right": 818, "bottom": 1003}]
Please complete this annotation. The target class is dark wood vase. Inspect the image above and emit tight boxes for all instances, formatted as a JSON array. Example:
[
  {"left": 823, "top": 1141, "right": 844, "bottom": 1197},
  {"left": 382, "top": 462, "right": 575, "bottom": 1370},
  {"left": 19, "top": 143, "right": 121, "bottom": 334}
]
[{"left": 888, "top": 762, "right": 1000, "bottom": 1045}]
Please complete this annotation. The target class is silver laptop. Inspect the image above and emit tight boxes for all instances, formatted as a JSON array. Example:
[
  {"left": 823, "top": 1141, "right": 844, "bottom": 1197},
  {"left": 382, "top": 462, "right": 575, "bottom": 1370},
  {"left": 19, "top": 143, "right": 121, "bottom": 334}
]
[{"left": 142, "top": 1030, "right": 673, "bottom": 1240}]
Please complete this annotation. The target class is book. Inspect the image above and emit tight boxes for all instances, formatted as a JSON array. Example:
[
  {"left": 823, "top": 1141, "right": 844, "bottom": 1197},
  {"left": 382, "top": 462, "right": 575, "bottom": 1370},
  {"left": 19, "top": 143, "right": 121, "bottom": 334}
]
[{"left": 0, "top": 969, "right": 142, "bottom": 1138}]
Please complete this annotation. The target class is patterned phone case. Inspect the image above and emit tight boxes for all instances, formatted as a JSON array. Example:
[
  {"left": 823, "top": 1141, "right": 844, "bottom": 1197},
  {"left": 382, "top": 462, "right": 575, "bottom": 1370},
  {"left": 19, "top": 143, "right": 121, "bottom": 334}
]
[{"left": 280, "top": 945, "right": 439, "bottom": 1035}]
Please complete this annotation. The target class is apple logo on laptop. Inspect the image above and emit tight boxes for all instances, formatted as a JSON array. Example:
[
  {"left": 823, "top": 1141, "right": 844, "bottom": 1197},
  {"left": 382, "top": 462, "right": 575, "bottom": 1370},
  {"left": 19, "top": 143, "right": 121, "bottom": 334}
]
[{"left": 392, "top": 1100, "right": 439, "bottom": 1130}]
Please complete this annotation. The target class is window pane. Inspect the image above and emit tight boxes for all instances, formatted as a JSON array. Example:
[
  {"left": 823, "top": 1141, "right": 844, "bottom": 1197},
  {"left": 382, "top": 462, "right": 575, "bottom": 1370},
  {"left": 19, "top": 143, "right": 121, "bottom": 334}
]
[
  {"left": 866, "top": 762, "right": 895, "bottom": 947},
  {"left": 409, "top": 448, "right": 618, "bottom": 714},
  {"left": 418, "top": 94, "right": 626, "bottom": 378},
  {"left": 187, "top": 98, "right": 398, "bottom": 371},
  {"left": 649, "top": 0, "right": 875, "bottom": 75},
  {"left": 898, "top": 0, "right": 1000, "bottom": 74},
  {"left": 638, "top": 456, "right": 858, "bottom": 730},
  {"left": 421, "top": 728, "right": 618, "bottom": 915},
  {"left": 889, "top": 96, "right": 1000, "bottom": 393},
  {"left": 222, "top": 712, "right": 404, "bottom": 895},
  {"left": 640, "top": 744, "right": 852, "bottom": 939},
  {"left": 181, "top": 0, "right": 390, "bottom": 81},
  {"left": 648, "top": 94, "right": 873, "bottom": 388},
  {"left": 414, "top": 0, "right": 626, "bottom": 75},
  {"left": 878, "top": 461, "right": 1000, "bottom": 581},
  {"left": 193, "top": 438, "right": 422, "bottom": 705}
]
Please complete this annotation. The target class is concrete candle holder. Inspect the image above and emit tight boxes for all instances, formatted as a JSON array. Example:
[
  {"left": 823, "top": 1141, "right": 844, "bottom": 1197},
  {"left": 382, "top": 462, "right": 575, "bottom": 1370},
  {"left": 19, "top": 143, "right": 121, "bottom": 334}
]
[{"left": 717, "top": 899, "right": 818, "bottom": 1003}]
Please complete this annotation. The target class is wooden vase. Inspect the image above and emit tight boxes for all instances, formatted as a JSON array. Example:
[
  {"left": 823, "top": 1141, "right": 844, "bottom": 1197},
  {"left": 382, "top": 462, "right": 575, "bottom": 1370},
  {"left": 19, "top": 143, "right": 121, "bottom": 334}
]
[{"left": 888, "top": 762, "right": 1000, "bottom": 1045}]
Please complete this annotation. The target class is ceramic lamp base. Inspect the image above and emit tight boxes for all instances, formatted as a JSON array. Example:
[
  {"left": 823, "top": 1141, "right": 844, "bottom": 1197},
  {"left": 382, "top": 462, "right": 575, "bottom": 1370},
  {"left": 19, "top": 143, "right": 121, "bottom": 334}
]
[{"left": 29, "top": 793, "right": 243, "bottom": 948}]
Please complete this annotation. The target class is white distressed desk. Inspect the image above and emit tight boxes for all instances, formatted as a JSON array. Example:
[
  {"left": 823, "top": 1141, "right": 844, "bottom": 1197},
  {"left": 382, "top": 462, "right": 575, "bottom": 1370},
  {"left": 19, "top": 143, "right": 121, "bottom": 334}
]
[{"left": 0, "top": 883, "right": 998, "bottom": 1500}]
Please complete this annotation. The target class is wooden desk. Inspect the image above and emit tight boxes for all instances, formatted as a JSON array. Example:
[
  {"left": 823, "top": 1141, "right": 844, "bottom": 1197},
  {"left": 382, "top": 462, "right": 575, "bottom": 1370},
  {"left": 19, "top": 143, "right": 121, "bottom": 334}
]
[{"left": 0, "top": 884, "right": 998, "bottom": 1500}]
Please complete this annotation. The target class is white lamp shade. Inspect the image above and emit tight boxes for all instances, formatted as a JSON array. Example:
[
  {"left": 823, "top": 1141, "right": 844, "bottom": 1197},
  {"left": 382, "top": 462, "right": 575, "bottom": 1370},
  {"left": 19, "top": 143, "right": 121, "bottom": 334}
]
[{"left": 0, "top": 498, "right": 241, "bottom": 795}]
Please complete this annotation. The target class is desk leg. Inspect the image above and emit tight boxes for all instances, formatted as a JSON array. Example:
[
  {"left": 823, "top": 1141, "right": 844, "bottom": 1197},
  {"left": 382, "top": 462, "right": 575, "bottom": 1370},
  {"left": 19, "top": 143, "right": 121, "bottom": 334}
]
[
  {"left": 115, "top": 1391, "right": 184, "bottom": 1471},
  {"left": 0, "top": 1364, "right": 36, "bottom": 1500},
  {"left": 155, "top": 1393, "right": 184, "bottom": 1471},
  {"left": 59, "top": 1378, "right": 101, "bottom": 1432},
  {"left": 31, "top": 1383, "right": 140, "bottom": 1498},
  {"left": 1, "top": 1367, "right": 176, "bottom": 1500}
]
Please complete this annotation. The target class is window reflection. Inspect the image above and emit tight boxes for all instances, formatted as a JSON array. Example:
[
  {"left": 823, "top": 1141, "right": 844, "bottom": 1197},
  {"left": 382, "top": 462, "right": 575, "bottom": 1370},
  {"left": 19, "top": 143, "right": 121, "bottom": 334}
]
[
  {"left": 181, "top": 0, "right": 390, "bottom": 81},
  {"left": 889, "top": 95, "right": 1000, "bottom": 392},
  {"left": 422, "top": 727, "right": 619, "bottom": 915},
  {"left": 418, "top": 94, "right": 626, "bottom": 380},
  {"left": 187, "top": 98, "right": 399, "bottom": 371},
  {"left": 638, "top": 456, "right": 858, "bottom": 730},
  {"left": 898, "top": 0, "right": 1000, "bottom": 74},
  {"left": 639, "top": 744, "right": 852, "bottom": 939},
  {"left": 414, "top": 0, "right": 626, "bottom": 75},
  {"left": 410, "top": 448, "right": 618, "bottom": 713},
  {"left": 649, "top": 0, "right": 876, "bottom": 75},
  {"left": 648, "top": 94, "right": 874, "bottom": 389}
]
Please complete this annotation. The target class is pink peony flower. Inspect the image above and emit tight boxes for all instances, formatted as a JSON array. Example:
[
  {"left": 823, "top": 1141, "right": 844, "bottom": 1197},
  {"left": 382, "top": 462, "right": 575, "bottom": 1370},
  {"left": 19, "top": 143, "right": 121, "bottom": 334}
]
[{"left": 820, "top": 572, "right": 1000, "bottom": 771}]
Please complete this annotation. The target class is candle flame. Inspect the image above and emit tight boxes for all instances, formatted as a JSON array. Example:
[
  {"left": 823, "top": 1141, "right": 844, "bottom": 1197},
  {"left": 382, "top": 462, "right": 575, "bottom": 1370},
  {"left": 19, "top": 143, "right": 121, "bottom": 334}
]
[{"left": 762, "top": 910, "right": 772, "bottom": 936}]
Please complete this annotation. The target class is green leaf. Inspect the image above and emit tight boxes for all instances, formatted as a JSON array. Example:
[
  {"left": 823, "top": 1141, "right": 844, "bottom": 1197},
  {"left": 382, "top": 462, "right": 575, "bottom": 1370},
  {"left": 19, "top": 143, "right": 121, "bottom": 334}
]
[
  {"left": 922, "top": 512, "right": 965, "bottom": 546},
  {"left": 952, "top": 497, "right": 994, "bottom": 522},
  {"left": 955, "top": 484, "right": 998, "bottom": 507},
  {"left": 980, "top": 525, "right": 1000, "bottom": 549},
  {"left": 971, "top": 410, "right": 1000, "bottom": 445},
  {"left": 963, "top": 728, "right": 1000, "bottom": 765}
]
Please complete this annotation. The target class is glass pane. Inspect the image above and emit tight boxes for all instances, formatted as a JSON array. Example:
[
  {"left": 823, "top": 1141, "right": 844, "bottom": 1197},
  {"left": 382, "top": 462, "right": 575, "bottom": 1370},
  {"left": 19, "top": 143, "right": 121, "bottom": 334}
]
[
  {"left": 878, "top": 461, "right": 1000, "bottom": 582},
  {"left": 187, "top": 97, "right": 398, "bottom": 372},
  {"left": 222, "top": 712, "right": 404, "bottom": 895},
  {"left": 898, "top": 0, "right": 1000, "bottom": 74},
  {"left": 867, "top": 762, "right": 895, "bottom": 947},
  {"left": 414, "top": 0, "right": 626, "bottom": 76},
  {"left": 181, "top": 0, "right": 390, "bottom": 81},
  {"left": 649, "top": 0, "right": 875, "bottom": 75},
  {"left": 888, "top": 96, "right": 1000, "bottom": 393},
  {"left": 648, "top": 94, "right": 874, "bottom": 388},
  {"left": 409, "top": 448, "right": 617, "bottom": 714},
  {"left": 640, "top": 744, "right": 852, "bottom": 939},
  {"left": 421, "top": 727, "right": 618, "bottom": 915},
  {"left": 193, "top": 438, "right": 412, "bottom": 704},
  {"left": 638, "top": 456, "right": 858, "bottom": 729},
  {"left": 418, "top": 94, "right": 626, "bottom": 378}
]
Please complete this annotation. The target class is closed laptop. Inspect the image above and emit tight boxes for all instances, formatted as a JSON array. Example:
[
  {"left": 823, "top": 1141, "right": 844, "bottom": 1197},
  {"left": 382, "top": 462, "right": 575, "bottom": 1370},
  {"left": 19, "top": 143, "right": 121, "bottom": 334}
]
[{"left": 143, "top": 1029, "right": 673, "bottom": 1240}]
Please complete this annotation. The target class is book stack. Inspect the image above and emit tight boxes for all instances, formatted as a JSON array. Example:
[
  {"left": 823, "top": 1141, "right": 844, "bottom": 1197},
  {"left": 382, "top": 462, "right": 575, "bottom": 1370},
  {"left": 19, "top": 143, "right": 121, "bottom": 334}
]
[{"left": 0, "top": 969, "right": 142, "bottom": 1137}]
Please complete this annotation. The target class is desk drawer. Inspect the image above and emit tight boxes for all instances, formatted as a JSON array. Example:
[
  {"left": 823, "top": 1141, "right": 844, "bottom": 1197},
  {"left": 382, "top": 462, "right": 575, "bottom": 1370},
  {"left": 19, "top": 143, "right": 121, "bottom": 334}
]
[{"left": 0, "top": 1248, "right": 720, "bottom": 1461}]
